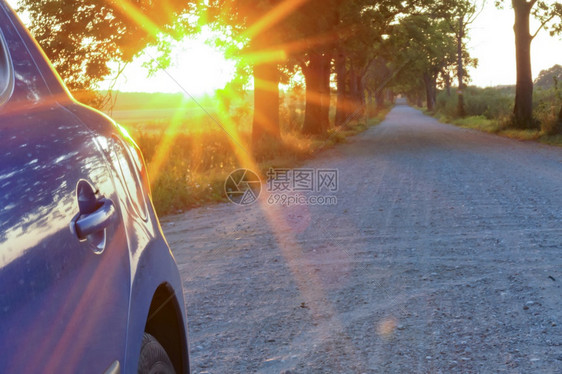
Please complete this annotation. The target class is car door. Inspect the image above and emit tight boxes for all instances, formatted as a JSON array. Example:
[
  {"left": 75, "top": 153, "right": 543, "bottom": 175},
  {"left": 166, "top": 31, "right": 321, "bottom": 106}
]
[{"left": 0, "top": 6, "right": 131, "bottom": 374}]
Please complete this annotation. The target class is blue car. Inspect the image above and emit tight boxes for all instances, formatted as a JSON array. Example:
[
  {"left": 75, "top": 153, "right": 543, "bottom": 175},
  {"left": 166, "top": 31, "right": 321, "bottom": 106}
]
[{"left": 0, "top": 2, "right": 189, "bottom": 373}]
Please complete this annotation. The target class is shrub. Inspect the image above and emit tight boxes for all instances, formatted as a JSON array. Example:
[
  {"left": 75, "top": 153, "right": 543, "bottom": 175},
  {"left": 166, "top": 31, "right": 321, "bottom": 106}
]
[
  {"left": 534, "top": 87, "right": 562, "bottom": 135},
  {"left": 436, "top": 86, "right": 514, "bottom": 120}
]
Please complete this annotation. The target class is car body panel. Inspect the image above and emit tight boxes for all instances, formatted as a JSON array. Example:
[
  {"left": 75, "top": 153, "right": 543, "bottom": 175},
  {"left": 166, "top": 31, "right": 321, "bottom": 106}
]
[
  {"left": 0, "top": 1, "right": 189, "bottom": 372},
  {"left": 0, "top": 106, "right": 135, "bottom": 373}
]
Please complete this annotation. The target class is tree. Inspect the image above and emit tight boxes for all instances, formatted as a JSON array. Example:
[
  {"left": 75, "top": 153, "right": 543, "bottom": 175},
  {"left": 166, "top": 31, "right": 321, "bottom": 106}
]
[
  {"left": 333, "top": 0, "right": 408, "bottom": 127},
  {"left": 205, "top": 0, "right": 314, "bottom": 145},
  {"left": 390, "top": 15, "right": 457, "bottom": 111},
  {"left": 435, "top": 0, "right": 483, "bottom": 117},
  {"left": 364, "top": 57, "right": 392, "bottom": 112},
  {"left": 286, "top": 0, "right": 338, "bottom": 135},
  {"left": 300, "top": 51, "right": 332, "bottom": 134},
  {"left": 497, "top": 0, "right": 562, "bottom": 129},
  {"left": 534, "top": 64, "right": 562, "bottom": 88},
  {"left": 18, "top": 0, "right": 195, "bottom": 106}
]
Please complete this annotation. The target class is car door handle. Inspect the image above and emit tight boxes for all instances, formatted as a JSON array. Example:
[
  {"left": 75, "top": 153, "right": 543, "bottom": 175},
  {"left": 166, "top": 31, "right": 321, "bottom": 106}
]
[{"left": 74, "top": 198, "right": 115, "bottom": 240}]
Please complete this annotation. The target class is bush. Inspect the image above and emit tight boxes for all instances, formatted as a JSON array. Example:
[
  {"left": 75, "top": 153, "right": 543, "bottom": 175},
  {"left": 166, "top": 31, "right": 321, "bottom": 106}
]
[
  {"left": 432, "top": 84, "right": 562, "bottom": 145},
  {"left": 436, "top": 86, "right": 514, "bottom": 120},
  {"left": 534, "top": 87, "right": 562, "bottom": 135},
  {"left": 135, "top": 131, "right": 240, "bottom": 214}
]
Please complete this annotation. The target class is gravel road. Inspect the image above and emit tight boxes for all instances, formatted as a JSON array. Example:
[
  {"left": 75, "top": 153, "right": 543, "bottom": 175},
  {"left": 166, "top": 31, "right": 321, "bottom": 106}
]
[{"left": 163, "top": 102, "right": 562, "bottom": 373}]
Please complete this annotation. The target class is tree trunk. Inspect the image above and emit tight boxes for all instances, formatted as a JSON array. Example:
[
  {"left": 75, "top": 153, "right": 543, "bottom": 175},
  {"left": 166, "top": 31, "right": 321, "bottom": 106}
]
[
  {"left": 457, "top": 16, "right": 466, "bottom": 117},
  {"left": 320, "top": 54, "right": 331, "bottom": 133},
  {"left": 302, "top": 53, "right": 331, "bottom": 135},
  {"left": 387, "top": 89, "right": 394, "bottom": 104},
  {"left": 432, "top": 79, "right": 437, "bottom": 107},
  {"left": 444, "top": 72, "right": 451, "bottom": 97},
  {"left": 335, "top": 52, "right": 349, "bottom": 127},
  {"left": 423, "top": 72, "right": 435, "bottom": 111},
  {"left": 375, "top": 89, "right": 384, "bottom": 109},
  {"left": 356, "top": 75, "right": 365, "bottom": 113},
  {"left": 252, "top": 62, "right": 280, "bottom": 146},
  {"left": 416, "top": 95, "right": 422, "bottom": 108},
  {"left": 364, "top": 89, "right": 371, "bottom": 117},
  {"left": 349, "top": 69, "right": 358, "bottom": 105},
  {"left": 347, "top": 69, "right": 365, "bottom": 118},
  {"left": 557, "top": 106, "right": 562, "bottom": 130},
  {"left": 512, "top": 0, "right": 537, "bottom": 129}
]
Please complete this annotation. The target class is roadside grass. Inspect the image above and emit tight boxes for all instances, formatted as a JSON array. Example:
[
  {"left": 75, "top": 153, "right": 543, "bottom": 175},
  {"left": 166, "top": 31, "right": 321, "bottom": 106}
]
[
  {"left": 131, "top": 105, "right": 390, "bottom": 216},
  {"left": 439, "top": 115, "right": 500, "bottom": 133},
  {"left": 431, "top": 87, "right": 562, "bottom": 147},
  {"left": 437, "top": 113, "right": 562, "bottom": 143}
]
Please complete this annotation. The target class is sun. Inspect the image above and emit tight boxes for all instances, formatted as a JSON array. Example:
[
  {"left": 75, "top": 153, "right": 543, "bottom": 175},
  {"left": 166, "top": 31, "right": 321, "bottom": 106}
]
[{"left": 101, "top": 29, "right": 237, "bottom": 96}]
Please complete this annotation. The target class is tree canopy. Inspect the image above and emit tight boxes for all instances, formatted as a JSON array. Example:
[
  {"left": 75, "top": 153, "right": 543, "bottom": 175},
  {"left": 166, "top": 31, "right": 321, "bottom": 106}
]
[
  {"left": 535, "top": 64, "right": 562, "bottom": 88},
  {"left": 18, "top": 0, "right": 196, "bottom": 104},
  {"left": 20, "top": 0, "right": 487, "bottom": 138}
]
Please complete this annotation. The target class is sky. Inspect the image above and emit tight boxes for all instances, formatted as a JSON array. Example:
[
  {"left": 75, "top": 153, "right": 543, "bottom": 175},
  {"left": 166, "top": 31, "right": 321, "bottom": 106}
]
[
  {"left": 100, "top": 37, "right": 238, "bottom": 96},
  {"left": 467, "top": 3, "right": 562, "bottom": 87},
  {"left": 7, "top": 0, "right": 562, "bottom": 92},
  {"left": 104, "top": 2, "right": 562, "bottom": 92}
]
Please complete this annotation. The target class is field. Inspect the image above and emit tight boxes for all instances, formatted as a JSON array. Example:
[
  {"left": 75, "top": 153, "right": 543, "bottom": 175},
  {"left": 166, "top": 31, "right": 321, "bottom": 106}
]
[{"left": 102, "top": 91, "right": 389, "bottom": 215}]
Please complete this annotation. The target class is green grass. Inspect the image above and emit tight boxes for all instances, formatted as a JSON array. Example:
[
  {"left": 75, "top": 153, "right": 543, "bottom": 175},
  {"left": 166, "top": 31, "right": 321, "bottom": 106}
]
[
  {"left": 430, "top": 86, "right": 562, "bottom": 147},
  {"left": 436, "top": 112, "right": 560, "bottom": 142},
  {"left": 541, "top": 133, "right": 562, "bottom": 145},
  {"left": 447, "top": 115, "right": 499, "bottom": 133}
]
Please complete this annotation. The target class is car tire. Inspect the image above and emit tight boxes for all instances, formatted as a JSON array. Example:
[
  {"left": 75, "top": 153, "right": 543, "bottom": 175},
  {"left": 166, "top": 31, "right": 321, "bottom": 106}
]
[{"left": 137, "top": 333, "right": 175, "bottom": 374}]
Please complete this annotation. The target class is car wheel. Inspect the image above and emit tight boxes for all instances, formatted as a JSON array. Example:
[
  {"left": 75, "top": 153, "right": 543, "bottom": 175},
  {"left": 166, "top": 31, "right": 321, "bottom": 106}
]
[{"left": 137, "top": 333, "right": 175, "bottom": 374}]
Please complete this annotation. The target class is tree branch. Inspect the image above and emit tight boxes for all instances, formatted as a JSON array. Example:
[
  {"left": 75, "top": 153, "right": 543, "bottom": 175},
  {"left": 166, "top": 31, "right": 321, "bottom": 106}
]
[
  {"left": 100, "top": 61, "right": 129, "bottom": 114},
  {"left": 531, "top": 13, "right": 555, "bottom": 40},
  {"left": 467, "top": 0, "right": 487, "bottom": 25}
]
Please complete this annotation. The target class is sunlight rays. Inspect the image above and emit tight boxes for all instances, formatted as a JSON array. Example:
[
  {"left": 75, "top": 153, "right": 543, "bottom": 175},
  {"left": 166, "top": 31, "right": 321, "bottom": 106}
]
[
  {"left": 239, "top": 49, "right": 288, "bottom": 65},
  {"left": 206, "top": 91, "right": 255, "bottom": 168},
  {"left": 97, "top": 2, "right": 369, "bottom": 368},
  {"left": 253, "top": 199, "right": 371, "bottom": 369},
  {"left": 252, "top": 108, "right": 279, "bottom": 139},
  {"left": 239, "top": 32, "right": 339, "bottom": 66},
  {"left": 110, "top": 0, "right": 162, "bottom": 38},
  {"left": 144, "top": 97, "right": 190, "bottom": 184},
  {"left": 243, "top": 0, "right": 311, "bottom": 40},
  {"left": 13, "top": 235, "right": 127, "bottom": 373}
]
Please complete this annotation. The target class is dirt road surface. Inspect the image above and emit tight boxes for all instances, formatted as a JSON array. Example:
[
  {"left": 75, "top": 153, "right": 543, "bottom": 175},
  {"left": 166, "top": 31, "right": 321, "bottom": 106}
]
[{"left": 163, "top": 102, "right": 562, "bottom": 373}]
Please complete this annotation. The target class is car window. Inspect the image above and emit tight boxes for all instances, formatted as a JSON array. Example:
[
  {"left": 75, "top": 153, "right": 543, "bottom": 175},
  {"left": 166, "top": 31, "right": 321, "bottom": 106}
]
[{"left": 0, "top": 29, "right": 13, "bottom": 106}]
